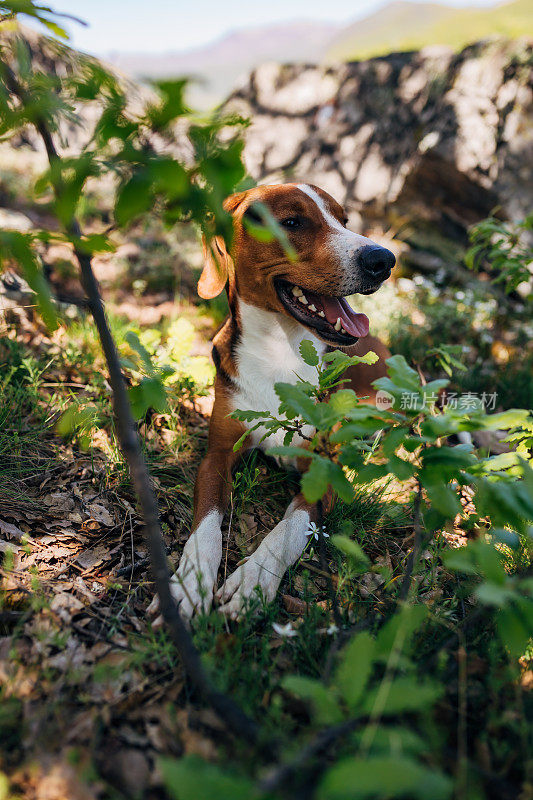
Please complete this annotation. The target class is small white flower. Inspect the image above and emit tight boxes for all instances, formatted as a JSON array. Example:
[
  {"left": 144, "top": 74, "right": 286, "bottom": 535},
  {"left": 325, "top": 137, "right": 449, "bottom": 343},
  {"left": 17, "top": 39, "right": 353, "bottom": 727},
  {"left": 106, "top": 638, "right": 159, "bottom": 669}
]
[
  {"left": 272, "top": 622, "right": 297, "bottom": 638},
  {"left": 306, "top": 522, "right": 329, "bottom": 541},
  {"left": 327, "top": 624, "right": 339, "bottom": 635}
]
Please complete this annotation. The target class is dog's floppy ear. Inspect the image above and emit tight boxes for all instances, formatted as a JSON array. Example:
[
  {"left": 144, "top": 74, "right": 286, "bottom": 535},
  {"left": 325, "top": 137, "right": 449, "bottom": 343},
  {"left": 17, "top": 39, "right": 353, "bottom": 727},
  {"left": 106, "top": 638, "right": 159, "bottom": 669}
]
[
  {"left": 197, "top": 191, "right": 248, "bottom": 299},
  {"left": 198, "top": 235, "right": 232, "bottom": 299}
]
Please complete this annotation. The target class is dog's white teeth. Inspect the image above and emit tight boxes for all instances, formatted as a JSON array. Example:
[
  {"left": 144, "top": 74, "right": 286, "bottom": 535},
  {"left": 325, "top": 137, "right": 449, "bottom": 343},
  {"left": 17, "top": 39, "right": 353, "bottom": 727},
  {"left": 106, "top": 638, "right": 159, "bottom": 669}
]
[
  {"left": 318, "top": 311, "right": 325, "bottom": 318},
  {"left": 292, "top": 286, "right": 303, "bottom": 297},
  {"left": 308, "top": 304, "right": 317, "bottom": 312},
  {"left": 299, "top": 295, "right": 308, "bottom": 305},
  {"left": 334, "top": 318, "right": 342, "bottom": 331}
]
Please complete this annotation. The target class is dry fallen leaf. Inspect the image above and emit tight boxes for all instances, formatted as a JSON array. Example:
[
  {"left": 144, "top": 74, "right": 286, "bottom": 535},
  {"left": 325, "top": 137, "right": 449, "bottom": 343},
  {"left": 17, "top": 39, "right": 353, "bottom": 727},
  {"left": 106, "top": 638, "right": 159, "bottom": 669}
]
[
  {"left": 50, "top": 592, "right": 85, "bottom": 618},
  {"left": 0, "top": 518, "right": 26, "bottom": 540},
  {"left": 76, "top": 544, "right": 111, "bottom": 570},
  {"left": 87, "top": 503, "right": 115, "bottom": 526}
]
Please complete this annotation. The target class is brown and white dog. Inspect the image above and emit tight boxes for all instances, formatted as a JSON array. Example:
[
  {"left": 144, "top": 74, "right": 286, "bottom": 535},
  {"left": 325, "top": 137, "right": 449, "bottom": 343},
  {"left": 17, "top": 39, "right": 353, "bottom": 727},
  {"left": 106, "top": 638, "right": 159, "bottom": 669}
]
[{"left": 152, "top": 183, "right": 395, "bottom": 621}]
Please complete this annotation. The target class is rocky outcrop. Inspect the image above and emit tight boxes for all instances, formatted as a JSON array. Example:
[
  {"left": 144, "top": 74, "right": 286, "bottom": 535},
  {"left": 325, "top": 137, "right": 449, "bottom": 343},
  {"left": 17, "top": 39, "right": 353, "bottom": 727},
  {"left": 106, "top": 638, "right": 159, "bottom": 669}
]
[{"left": 226, "top": 39, "right": 533, "bottom": 265}]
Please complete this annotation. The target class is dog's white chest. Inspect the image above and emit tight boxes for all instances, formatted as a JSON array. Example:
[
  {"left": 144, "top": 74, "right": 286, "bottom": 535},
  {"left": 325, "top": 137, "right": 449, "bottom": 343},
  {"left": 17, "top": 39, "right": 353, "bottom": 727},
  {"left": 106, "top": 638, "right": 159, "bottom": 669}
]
[{"left": 230, "top": 303, "right": 324, "bottom": 459}]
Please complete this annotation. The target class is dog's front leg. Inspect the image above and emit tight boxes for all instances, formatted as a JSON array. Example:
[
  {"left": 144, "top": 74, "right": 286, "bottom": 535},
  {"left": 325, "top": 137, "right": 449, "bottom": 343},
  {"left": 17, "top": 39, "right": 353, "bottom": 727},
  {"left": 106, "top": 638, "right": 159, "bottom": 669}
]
[
  {"left": 216, "top": 495, "right": 316, "bottom": 619},
  {"left": 150, "top": 447, "right": 238, "bottom": 622}
]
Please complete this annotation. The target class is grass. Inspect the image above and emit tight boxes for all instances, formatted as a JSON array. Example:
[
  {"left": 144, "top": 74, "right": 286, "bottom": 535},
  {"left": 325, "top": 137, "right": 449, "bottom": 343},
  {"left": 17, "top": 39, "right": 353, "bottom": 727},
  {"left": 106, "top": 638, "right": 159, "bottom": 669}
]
[{"left": 0, "top": 266, "right": 531, "bottom": 798}]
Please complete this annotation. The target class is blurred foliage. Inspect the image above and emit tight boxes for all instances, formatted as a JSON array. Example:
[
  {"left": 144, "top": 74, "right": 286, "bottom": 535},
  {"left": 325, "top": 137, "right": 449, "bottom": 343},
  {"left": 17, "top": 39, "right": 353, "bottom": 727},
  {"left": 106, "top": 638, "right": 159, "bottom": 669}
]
[
  {"left": 0, "top": 1, "right": 248, "bottom": 430},
  {"left": 121, "top": 317, "right": 215, "bottom": 419},
  {"left": 466, "top": 214, "right": 533, "bottom": 297}
]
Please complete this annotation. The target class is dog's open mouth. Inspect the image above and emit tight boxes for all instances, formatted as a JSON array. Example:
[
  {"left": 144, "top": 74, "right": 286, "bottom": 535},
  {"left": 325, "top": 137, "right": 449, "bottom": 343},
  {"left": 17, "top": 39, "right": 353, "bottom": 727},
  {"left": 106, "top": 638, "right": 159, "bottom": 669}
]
[{"left": 275, "top": 280, "right": 369, "bottom": 345}]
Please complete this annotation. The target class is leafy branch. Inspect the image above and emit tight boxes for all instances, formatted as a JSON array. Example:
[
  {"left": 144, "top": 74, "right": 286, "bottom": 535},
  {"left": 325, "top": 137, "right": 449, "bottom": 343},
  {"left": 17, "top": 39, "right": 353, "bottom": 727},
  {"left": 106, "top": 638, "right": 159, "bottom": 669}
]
[{"left": 0, "top": 24, "right": 259, "bottom": 745}]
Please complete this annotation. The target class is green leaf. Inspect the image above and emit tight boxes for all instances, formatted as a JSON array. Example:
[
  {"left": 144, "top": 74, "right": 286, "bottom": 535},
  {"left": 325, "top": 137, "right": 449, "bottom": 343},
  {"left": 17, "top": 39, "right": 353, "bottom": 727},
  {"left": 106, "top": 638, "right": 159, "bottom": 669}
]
[
  {"left": 301, "top": 459, "right": 331, "bottom": 503},
  {"left": 160, "top": 755, "right": 253, "bottom": 800},
  {"left": 422, "top": 481, "right": 462, "bottom": 518},
  {"left": 115, "top": 172, "right": 153, "bottom": 225},
  {"left": 318, "top": 756, "right": 451, "bottom": 800},
  {"left": 301, "top": 458, "right": 355, "bottom": 503},
  {"left": 330, "top": 418, "right": 384, "bottom": 443},
  {"left": 125, "top": 330, "right": 156, "bottom": 375},
  {"left": 299, "top": 338, "right": 319, "bottom": 366},
  {"left": 388, "top": 455, "right": 416, "bottom": 481},
  {"left": 245, "top": 201, "right": 297, "bottom": 261},
  {"left": 323, "top": 349, "right": 378, "bottom": 367},
  {"left": 442, "top": 546, "right": 478, "bottom": 575},
  {"left": 148, "top": 79, "right": 189, "bottom": 129},
  {"left": 329, "top": 389, "right": 358, "bottom": 417},
  {"left": 475, "top": 540, "right": 506, "bottom": 584},
  {"left": 383, "top": 355, "right": 421, "bottom": 392},
  {"left": 275, "top": 382, "right": 319, "bottom": 425},
  {"left": 422, "top": 447, "right": 475, "bottom": 469},
  {"left": 475, "top": 583, "right": 514, "bottom": 606},
  {"left": 330, "top": 536, "right": 370, "bottom": 571},
  {"left": 362, "top": 677, "right": 442, "bottom": 716},
  {"left": 497, "top": 605, "right": 533, "bottom": 659},
  {"left": 482, "top": 409, "right": 531, "bottom": 430},
  {"left": 376, "top": 605, "right": 428, "bottom": 659},
  {"left": 0, "top": 231, "right": 57, "bottom": 330},
  {"left": 349, "top": 463, "right": 389, "bottom": 483},
  {"left": 335, "top": 631, "right": 375, "bottom": 710},
  {"left": 356, "top": 350, "right": 379, "bottom": 366},
  {"left": 328, "top": 462, "right": 356, "bottom": 503},
  {"left": 267, "top": 445, "right": 314, "bottom": 461},
  {"left": 282, "top": 675, "right": 343, "bottom": 725},
  {"left": 233, "top": 429, "right": 252, "bottom": 452},
  {"left": 128, "top": 377, "right": 167, "bottom": 419},
  {"left": 230, "top": 409, "right": 268, "bottom": 422},
  {"left": 382, "top": 427, "right": 407, "bottom": 458}
]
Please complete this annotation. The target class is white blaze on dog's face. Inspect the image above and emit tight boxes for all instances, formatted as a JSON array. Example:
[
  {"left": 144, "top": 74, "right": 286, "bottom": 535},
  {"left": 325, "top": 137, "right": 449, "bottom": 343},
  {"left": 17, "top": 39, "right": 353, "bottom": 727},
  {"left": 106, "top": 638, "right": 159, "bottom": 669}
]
[
  {"left": 199, "top": 183, "right": 395, "bottom": 346},
  {"left": 295, "top": 184, "right": 380, "bottom": 295}
]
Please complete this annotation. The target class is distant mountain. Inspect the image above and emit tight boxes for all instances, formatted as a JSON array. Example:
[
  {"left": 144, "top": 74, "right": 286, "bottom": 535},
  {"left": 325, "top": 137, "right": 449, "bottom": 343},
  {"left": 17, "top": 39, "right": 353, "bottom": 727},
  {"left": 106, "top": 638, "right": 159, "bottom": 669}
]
[
  {"left": 327, "top": 0, "right": 532, "bottom": 61},
  {"left": 106, "top": 20, "right": 342, "bottom": 109},
  {"left": 105, "top": 0, "right": 532, "bottom": 109}
]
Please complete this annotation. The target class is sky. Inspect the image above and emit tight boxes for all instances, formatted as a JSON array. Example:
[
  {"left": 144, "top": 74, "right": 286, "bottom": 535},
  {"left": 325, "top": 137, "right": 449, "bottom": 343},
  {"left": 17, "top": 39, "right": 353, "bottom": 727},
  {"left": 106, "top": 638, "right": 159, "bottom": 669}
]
[{"left": 43, "top": 0, "right": 500, "bottom": 55}]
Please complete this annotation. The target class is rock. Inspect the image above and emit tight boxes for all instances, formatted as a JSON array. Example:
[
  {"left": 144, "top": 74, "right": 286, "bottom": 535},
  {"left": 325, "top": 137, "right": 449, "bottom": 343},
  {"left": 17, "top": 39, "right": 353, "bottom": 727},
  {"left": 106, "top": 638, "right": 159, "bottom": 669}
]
[
  {"left": 225, "top": 39, "right": 533, "bottom": 256},
  {"left": 0, "top": 208, "right": 32, "bottom": 231}
]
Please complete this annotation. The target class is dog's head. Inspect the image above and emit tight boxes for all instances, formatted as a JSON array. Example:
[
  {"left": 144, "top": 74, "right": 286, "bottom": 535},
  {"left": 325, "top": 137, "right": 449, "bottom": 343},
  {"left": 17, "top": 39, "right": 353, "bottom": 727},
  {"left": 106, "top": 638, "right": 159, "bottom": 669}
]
[{"left": 199, "top": 183, "right": 395, "bottom": 346}]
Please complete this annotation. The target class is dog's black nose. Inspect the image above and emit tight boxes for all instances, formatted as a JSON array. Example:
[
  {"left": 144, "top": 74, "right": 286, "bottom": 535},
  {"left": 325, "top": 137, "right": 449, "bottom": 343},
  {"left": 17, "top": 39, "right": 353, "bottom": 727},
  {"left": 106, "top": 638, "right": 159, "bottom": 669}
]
[{"left": 358, "top": 245, "right": 396, "bottom": 280}]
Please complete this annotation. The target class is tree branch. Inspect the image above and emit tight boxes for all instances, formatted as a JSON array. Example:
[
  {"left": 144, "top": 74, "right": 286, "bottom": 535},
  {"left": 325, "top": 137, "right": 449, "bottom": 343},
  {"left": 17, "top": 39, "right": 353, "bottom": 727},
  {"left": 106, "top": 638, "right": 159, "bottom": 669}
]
[
  {"left": 0, "top": 55, "right": 260, "bottom": 746},
  {"left": 398, "top": 478, "right": 423, "bottom": 602},
  {"left": 258, "top": 716, "right": 365, "bottom": 795}
]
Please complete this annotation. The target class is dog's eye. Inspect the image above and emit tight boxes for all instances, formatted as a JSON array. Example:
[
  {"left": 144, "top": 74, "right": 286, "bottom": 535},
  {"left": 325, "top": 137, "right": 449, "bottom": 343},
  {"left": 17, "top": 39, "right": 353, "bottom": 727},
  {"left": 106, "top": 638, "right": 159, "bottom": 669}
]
[
  {"left": 280, "top": 216, "right": 302, "bottom": 229},
  {"left": 343, "top": 217, "right": 349, "bottom": 227}
]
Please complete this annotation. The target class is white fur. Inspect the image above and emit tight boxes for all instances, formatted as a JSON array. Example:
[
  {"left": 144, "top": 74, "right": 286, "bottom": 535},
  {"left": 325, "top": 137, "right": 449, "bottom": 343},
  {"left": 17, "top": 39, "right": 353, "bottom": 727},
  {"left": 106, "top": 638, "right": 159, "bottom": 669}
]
[
  {"left": 297, "top": 183, "right": 376, "bottom": 293},
  {"left": 232, "top": 301, "right": 325, "bottom": 458},
  {"left": 216, "top": 500, "right": 311, "bottom": 618},
  {"left": 169, "top": 509, "right": 223, "bottom": 618}
]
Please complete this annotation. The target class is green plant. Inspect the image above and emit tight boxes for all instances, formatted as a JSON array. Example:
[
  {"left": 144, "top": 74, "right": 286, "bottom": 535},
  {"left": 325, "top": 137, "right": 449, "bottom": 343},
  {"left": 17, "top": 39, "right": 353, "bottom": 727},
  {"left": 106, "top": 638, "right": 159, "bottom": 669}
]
[
  {"left": 233, "top": 342, "right": 532, "bottom": 531},
  {"left": 466, "top": 214, "right": 533, "bottom": 297},
  {"left": 1, "top": 6, "right": 532, "bottom": 798}
]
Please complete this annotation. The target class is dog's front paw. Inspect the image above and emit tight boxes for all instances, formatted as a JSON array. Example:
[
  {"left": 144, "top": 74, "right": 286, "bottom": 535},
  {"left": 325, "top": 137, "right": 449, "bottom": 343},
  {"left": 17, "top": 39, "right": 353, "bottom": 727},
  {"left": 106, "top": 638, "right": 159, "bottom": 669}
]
[
  {"left": 148, "top": 561, "right": 217, "bottom": 626},
  {"left": 215, "top": 556, "right": 282, "bottom": 620},
  {"left": 148, "top": 520, "right": 222, "bottom": 624}
]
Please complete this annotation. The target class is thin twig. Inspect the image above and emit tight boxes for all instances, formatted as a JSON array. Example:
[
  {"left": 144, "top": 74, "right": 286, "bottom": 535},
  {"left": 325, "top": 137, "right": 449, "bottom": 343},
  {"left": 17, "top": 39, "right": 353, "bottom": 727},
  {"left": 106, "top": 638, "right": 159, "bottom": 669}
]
[
  {"left": 1, "top": 55, "right": 260, "bottom": 746},
  {"left": 398, "top": 478, "right": 423, "bottom": 601},
  {"left": 316, "top": 499, "right": 342, "bottom": 631},
  {"left": 258, "top": 716, "right": 363, "bottom": 794}
]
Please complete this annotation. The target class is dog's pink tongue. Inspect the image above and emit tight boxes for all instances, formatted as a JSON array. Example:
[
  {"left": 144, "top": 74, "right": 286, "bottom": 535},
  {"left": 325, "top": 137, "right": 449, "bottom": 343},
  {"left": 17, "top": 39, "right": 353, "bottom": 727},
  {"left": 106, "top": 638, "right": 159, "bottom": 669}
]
[{"left": 321, "top": 296, "right": 369, "bottom": 338}]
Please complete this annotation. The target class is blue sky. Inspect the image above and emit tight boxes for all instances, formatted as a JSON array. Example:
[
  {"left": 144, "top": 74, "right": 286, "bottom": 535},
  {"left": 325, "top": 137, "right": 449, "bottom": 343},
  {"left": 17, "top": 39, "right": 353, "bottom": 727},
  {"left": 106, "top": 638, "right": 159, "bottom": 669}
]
[{"left": 47, "top": 0, "right": 499, "bottom": 55}]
